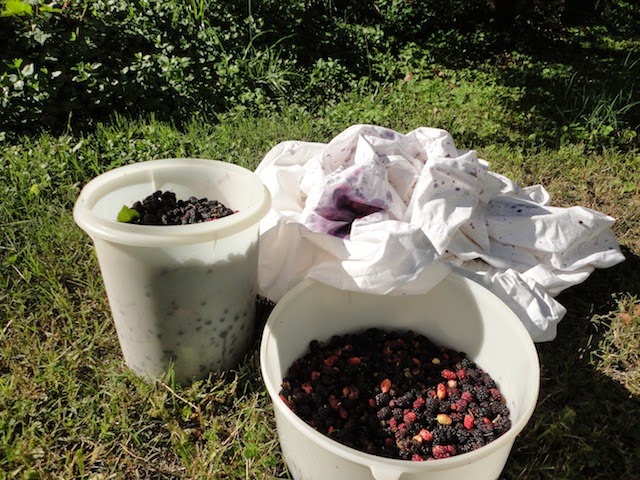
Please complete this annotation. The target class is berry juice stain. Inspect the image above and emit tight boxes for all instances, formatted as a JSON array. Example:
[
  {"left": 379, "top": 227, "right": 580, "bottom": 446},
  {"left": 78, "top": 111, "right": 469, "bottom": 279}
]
[{"left": 311, "top": 185, "right": 387, "bottom": 238}]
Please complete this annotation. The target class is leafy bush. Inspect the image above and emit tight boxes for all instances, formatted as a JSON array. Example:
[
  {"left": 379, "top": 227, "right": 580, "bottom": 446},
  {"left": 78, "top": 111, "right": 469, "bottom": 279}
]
[
  {"left": 0, "top": 0, "right": 301, "bottom": 135},
  {"left": 0, "top": 0, "right": 497, "bottom": 136},
  {"left": 0, "top": 0, "right": 637, "bottom": 147}
]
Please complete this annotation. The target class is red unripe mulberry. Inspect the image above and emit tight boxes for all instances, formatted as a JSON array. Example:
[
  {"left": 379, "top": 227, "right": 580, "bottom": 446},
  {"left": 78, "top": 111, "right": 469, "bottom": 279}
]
[
  {"left": 464, "top": 414, "right": 475, "bottom": 430},
  {"left": 441, "top": 369, "right": 457, "bottom": 380},
  {"left": 432, "top": 445, "right": 456, "bottom": 459},
  {"left": 403, "top": 411, "right": 417, "bottom": 424}
]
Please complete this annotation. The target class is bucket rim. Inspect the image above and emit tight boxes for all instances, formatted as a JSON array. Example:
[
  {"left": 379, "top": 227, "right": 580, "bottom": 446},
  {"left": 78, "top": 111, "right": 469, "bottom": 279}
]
[{"left": 73, "top": 158, "right": 271, "bottom": 247}]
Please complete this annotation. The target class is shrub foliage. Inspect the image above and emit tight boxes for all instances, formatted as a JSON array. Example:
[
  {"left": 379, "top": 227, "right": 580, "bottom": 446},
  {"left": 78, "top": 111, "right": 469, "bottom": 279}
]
[{"left": 0, "top": 0, "right": 637, "bottom": 140}]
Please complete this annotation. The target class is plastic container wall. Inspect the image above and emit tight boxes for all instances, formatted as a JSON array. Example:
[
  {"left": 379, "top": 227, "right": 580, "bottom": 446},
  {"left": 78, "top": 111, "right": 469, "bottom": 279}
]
[{"left": 74, "top": 158, "right": 270, "bottom": 383}]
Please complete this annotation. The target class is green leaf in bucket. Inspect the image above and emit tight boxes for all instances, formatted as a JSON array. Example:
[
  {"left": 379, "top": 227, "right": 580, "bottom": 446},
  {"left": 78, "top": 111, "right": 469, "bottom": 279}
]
[{"left": 117, "top": 205, "right": 140, "bottom": 223}]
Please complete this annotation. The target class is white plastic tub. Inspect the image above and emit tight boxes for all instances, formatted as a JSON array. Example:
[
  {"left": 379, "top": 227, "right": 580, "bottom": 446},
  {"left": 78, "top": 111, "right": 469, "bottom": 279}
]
[
  {"left": 74, "top": 158, "right": 271, "bottom": 384},
  {"left": 260, "top": 274, "right": 539, "bottom": 480}
]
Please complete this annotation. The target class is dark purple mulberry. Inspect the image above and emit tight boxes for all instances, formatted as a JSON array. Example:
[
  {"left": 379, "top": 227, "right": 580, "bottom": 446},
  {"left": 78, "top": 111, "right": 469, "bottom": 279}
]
[
  {"left": 124, "top": 190, "right": 235, "bottom": 225},
  {"left": 432, "top": 426, "right": 456, "bottom": 445},
  {"left": 493, "top": 415, "right": 512, "bottom": 435},
  {"left": 375, "top": 392, "right": 391, "bottom": 407},
  {"left": 423, "top": 398, "right": 439, "bottom": 417},
  {"left": 481, "top": 373, "right": 497, "bottom": 389},
  {"left": 472, "top": 386, "right": 490, "bottom": 402},
  {"left": 392, "top": 408, "right": 404, "bottom": 421},
  {"left": 377, "top": 407, "right": 392, "bottom": 421},
  {"left": 489, "top": 400, "right": 509, "bottom": 418}
]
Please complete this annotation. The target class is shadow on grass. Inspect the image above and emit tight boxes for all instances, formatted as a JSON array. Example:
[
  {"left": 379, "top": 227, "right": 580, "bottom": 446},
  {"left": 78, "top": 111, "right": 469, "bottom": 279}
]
[
  {"left": 496, "top": 35, "right": 640, "bottom": 150},
  {"left": 405, "top": 3, "right": 640, "bottom": 151},
  {"left": 505, "top": 246, "right": 640, "bottom": 479}
]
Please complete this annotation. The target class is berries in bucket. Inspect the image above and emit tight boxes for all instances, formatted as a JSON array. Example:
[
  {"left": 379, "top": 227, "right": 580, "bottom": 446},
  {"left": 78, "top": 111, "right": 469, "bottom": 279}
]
[
  {"left": 279, "top": 328, "right": 511, "bottom": 462},
  {"left": 117, "top": 190, "right": 236, "bottom": 225}
]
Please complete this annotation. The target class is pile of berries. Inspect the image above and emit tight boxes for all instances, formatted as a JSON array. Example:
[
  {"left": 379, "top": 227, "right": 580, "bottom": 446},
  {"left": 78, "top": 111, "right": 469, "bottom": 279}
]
[
  {"left": 279, "top": 328, "right": 511, "bottom": 461},
  {"left": 126, "top": 190, "right": 235, "bottom": 225}
]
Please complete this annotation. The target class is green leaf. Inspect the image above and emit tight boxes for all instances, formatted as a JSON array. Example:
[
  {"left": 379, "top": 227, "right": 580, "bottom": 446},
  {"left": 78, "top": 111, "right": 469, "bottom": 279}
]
[
  {"left": 1, "top": 0, "right": 33, "bottom": 17},
  {"left": 599, "top": 124, "right": 614, "bottom": 137},
  {"left": 2, "top": 254, "right": 18, "bottom": 267},
  {"left": 622, "top": 181, "right": 636, "bottom": 194},
  {"left": 28, "top": 184, "right": 40, "bottom": 196},
  {"left": 39, "top": 5, "right": 63, "bottom": 14},
  {"left": 21, "top": 63, "right": 34, "bottom": 77},
  {"left": 117, "top": 205, "right": 140, "bottom": 223}
]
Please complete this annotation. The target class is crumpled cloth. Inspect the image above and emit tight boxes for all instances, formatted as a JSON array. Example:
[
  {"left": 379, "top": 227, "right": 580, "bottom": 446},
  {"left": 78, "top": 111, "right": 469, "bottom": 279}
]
[{"left": 255, "top": 125, "right": 625, "bottom": 341}]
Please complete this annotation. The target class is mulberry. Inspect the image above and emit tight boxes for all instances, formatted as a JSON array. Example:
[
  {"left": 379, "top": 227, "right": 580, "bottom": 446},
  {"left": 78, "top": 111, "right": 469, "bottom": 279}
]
[
  {"left": 423, "top": 398, "right": 439, "bottom": 417},
  {"left": 377, "top": 407, "right": 392, "bottom": 421},
  {"left": 432, "top": 425, "right": 456, "bottom": 445},
  {"left": 493, "top": 415, "right": 512, "bottom": 435},
  {"left": 375, "top": 392, "right": 391, "bottom": 407},
  {"left": 472, "top": 386, "right": 490, "bottom": 402},
  {"left": 432, "top": 444, "right": 456, "bottom": 459}
]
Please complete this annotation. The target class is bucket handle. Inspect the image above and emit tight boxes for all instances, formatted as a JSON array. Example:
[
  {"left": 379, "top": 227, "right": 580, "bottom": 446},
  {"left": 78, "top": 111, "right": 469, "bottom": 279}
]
[{"left": 369, "top": 465, "right": 403, "bottom": 480}]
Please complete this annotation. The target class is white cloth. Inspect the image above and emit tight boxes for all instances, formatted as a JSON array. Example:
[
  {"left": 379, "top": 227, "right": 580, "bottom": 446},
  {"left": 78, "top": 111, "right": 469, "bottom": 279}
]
[{"left": 255, "top": 125, "right": 625, "bottom": 342}]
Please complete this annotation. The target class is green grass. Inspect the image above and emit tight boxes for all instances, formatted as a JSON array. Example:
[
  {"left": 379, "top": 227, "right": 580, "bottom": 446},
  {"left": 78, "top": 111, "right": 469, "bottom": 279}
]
[
  {"left": 2, "top": 4, "right": 640, "bottom": 479},
  {"left": 3, "top": 102, "right": 640, "bottom": 479}
]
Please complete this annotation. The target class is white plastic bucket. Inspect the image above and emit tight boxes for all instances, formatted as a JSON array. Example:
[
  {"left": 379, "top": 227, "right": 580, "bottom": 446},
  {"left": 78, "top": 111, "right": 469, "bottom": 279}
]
[
  {"left": 260, "top": 274, "right": 539, "bottom": 480},
  {"left": 74, "top": 158, "right": 271, "bottom": 384}
]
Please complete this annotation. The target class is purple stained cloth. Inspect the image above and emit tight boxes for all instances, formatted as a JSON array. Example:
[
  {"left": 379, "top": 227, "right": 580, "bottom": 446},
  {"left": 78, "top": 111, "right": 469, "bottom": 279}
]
[
  {"left": 254, "top": 124, "right": 626, "bottom": 342},
  {"left": 311, "top": 186, "right": 386, "bottom": 238}
]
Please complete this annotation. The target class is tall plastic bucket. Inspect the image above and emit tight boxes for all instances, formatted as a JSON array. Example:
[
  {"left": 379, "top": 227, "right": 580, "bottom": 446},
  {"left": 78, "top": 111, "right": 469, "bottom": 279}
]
[{"left": 74, "top": 158, "right": 271, "bottom": 384}]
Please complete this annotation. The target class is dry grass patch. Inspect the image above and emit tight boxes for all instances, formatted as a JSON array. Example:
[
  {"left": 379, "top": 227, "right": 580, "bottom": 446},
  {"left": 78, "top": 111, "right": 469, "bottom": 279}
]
[{"left": 590, "top": 295, "right": 640, "bottom": 396}]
